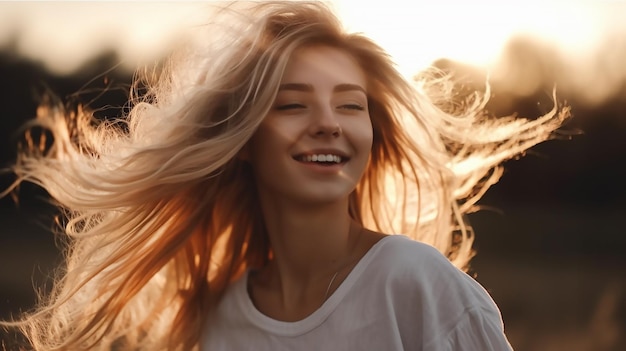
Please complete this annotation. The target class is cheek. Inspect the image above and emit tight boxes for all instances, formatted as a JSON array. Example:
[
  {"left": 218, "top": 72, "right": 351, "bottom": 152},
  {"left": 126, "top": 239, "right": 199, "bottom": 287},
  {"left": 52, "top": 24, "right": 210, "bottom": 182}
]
[
  {"left": 247, "top": 123, "right": 292, "bottom": 170},
  {"left": 253, "top": 119, "right": 300, "bottom": 149},
  {"left": 248, "top": 131, "right": 273, "bottom": 166},
  {"left": 365, "top": 121, "right": 374, "bottom": 149},
  {"left": 349, "top": 117, "right": 374, "bottom": 151}
]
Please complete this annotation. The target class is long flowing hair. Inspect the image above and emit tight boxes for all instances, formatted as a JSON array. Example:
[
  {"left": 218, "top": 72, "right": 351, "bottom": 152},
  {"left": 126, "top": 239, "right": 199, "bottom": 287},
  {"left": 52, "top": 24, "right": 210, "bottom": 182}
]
[{"left": 1, "top": 1, "right": 570, "bottom": 350}]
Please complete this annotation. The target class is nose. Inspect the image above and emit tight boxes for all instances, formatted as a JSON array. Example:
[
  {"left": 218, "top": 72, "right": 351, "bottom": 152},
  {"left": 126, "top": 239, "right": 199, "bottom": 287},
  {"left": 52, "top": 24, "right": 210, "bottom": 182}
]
[{"left": 309, "top": 106, "right": 342, "bottom": 138}]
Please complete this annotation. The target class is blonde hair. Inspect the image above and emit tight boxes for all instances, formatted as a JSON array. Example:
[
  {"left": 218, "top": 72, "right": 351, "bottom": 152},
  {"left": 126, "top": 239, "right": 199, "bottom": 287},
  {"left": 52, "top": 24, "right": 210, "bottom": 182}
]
[{"left": 1, "top": 1, "right": 570, "bottom": 350}]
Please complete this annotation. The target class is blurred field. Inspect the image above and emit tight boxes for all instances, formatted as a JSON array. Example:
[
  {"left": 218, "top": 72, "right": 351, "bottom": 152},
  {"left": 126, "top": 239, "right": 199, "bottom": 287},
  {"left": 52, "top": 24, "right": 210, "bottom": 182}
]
[{"left": 1, "top": 203, "right": 625, "bottom": 350}]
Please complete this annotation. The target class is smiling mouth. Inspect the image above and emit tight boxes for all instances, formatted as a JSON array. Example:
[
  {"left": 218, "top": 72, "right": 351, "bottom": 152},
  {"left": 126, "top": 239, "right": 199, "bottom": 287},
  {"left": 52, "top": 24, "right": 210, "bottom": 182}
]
[{"left": 294, "top": 153, "right": 349, "bottom": 165}]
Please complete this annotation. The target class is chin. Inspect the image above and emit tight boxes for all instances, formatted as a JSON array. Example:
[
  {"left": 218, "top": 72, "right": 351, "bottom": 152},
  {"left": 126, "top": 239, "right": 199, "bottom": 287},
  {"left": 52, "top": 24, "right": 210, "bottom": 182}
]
[{"left": 291, "top": 187, "right": 354, "bottom": 207}]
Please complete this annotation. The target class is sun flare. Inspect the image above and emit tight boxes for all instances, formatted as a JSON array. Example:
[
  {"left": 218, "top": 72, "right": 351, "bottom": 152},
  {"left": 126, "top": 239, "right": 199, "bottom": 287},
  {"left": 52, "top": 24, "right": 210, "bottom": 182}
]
[{"left": 0, "top": 1, "right": 623, "bottom": 106}]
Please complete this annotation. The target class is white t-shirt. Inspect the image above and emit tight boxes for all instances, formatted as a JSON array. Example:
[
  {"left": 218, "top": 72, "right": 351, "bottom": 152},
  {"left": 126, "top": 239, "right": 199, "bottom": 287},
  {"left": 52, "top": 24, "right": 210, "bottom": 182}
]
[{"left": 201, "top": 235, "right": 513, "bottom": 350}]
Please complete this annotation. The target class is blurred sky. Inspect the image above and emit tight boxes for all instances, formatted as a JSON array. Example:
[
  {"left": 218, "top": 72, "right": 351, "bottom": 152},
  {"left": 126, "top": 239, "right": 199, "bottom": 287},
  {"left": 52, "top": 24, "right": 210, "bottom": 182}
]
[{"left": 0, "top": 1, "right": 625, "bottom": 107}]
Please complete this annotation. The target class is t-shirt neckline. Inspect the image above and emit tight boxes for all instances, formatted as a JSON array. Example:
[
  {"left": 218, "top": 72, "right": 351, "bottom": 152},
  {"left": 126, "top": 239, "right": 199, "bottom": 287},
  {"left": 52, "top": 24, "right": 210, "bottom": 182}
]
[{"left": 233, "top": 234, "right": 406, "bottom": 336}]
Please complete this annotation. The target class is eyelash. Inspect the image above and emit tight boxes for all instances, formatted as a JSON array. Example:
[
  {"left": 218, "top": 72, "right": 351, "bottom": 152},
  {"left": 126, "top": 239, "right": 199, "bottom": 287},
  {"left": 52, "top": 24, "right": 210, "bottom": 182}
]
[
  {"left": 275, "top": 103, "right": 305, "bottom": 111},
  {"left": 275, "top": 103, "right": 365, "bottom": 111},
  {"left": 340, "top": 104, "right": 365, "bottom": 111}
]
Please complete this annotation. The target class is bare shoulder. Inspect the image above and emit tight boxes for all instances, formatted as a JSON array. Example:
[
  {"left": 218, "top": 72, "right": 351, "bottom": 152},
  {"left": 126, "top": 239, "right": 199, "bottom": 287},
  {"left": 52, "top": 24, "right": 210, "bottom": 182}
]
[{"left": 360, "top": 228, "right": 389, "bottom": 249}]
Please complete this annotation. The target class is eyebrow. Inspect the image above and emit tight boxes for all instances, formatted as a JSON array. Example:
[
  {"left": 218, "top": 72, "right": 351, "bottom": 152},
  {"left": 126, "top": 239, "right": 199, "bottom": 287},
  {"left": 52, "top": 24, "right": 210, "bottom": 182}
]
[{"left": 278, "top": 83, "right": 367, "bottom": 94}]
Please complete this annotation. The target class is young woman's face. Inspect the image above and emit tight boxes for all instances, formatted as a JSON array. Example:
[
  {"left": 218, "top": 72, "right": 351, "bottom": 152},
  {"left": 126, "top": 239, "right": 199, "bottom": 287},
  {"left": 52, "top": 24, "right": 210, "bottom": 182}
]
[{"left": 248, "top": 45, "right": 373, "bottom": 206}]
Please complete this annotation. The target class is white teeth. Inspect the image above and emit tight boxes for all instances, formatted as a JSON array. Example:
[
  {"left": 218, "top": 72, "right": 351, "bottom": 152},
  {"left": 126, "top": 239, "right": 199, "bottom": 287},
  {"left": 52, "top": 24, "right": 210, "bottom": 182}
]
[{"left": 301, "top": 154, "right": 343, "bottom": 163}]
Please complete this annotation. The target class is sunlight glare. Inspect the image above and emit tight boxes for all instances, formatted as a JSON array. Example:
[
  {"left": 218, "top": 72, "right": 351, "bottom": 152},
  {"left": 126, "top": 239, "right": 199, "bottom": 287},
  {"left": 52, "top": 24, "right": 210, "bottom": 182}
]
[
  {"left": 336, "top": 0, "right": 626, "bottom": 106},
  {"left": 0, "top": 2, "right": 206, "bottom": 75},
  {"left": 336, "top": 1, "right": 613, "bottom": 76},
  {"left": 0, "top": 1, "right": 624, "bottom": 106}
]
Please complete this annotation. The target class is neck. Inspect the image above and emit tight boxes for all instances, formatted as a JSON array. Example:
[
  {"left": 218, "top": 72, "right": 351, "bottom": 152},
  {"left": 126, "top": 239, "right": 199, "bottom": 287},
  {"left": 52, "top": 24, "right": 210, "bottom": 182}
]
[
  {"left": 255, "top": 190, "right": 364, "bottom": 290},
  {"left": 262, "top": 198, "right": 357, "bottom": 277},
  {"left": 250, "top": 191, "right": 384, "bottom": 321}
]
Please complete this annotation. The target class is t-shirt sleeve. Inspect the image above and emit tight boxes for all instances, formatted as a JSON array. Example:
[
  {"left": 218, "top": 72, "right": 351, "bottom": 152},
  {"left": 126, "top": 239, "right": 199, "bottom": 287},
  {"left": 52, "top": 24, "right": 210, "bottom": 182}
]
[
  {"left": 432, "top": 306, "right": 514, "bottom": 351},
  {"left": 389, "top": 239, "right": 514, "bottom": 350}
]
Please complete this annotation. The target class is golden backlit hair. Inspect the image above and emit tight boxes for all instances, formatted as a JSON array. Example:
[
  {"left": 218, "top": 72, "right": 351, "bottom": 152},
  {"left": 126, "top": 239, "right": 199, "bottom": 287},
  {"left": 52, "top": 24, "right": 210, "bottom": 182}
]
[{"left": 1, "top": 1, "right": 569, "bottom": 350}]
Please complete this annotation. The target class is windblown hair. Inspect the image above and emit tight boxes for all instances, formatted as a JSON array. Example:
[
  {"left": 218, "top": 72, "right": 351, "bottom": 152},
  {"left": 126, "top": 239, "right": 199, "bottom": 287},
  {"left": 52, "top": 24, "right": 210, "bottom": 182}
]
[{"left": 1, "top": 1, "right": 570, "bottom": 350}]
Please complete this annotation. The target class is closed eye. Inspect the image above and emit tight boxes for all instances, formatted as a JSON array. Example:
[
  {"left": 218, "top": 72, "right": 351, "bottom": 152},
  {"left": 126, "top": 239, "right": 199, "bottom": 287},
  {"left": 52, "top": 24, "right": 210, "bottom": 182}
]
[
  {"left": 275, "top": 103, "right": 306, "bottom": 111},
  {"left": 339, "top": 104, "right": 365, "bottom": 111}
]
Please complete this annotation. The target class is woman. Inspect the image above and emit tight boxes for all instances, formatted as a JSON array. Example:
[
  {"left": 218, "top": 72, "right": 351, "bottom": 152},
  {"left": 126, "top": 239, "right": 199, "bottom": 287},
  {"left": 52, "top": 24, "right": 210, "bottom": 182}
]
[{"left": 2, "top": 1, "right": 569, "bottom": 350}]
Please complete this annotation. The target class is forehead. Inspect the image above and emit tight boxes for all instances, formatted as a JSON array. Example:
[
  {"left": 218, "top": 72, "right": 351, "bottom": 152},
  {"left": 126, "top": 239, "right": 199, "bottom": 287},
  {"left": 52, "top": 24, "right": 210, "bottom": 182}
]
[{"left": 281, "top": 45, "right": 367, "bottom": 89}]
